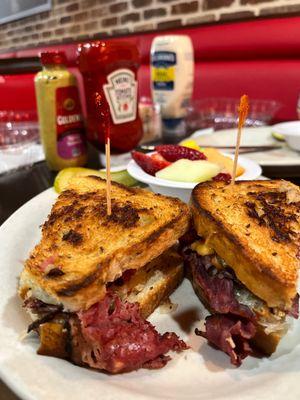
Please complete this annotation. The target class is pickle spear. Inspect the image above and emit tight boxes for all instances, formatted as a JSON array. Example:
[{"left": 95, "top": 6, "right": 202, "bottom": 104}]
[{"left": 54, "top": 167, "right": 137, "bottom": 193}]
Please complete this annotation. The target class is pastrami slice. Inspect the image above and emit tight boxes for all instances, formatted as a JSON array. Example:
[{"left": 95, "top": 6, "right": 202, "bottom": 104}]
[
  {"left": 186, "top": 251, "right": 256, "bottom": 320},
  {"left": 288, "top": 294, "right": 299, "bottom": 319},
  {"left": 74, "top": 293, "right": 187, "bottom": 373},
  {"left": 196, "top": 314, "right": 256, "bottom": 366}
]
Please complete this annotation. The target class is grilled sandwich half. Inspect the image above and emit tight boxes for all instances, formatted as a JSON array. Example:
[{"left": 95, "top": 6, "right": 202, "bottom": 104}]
[
  {"left": 184, "top": 180, "right": 300, "bottom": 366},
  {"left": 19, "top": 176, "right": 191, "bottom": 373}
]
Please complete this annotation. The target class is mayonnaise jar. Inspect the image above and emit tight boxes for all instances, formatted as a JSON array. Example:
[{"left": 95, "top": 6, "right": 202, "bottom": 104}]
[{"left": 150, "top": 35, "right": 194, "bottom": 120}]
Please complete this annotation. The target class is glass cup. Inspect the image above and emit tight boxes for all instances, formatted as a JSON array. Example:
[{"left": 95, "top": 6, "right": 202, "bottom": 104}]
[
  {"left": 138, "top": 97, "right": 162, "bottom": 144},
  {"left": 0, "top": 110, "right": 39, "bottom": 150}
]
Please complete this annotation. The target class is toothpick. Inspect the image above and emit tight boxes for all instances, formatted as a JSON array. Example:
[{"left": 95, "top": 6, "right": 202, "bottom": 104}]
[
  {"left": 231, "top": 95, "right": 249, "bottom": 185},
  {"left": 103, "top": 105, "right": 112, "bottom": 216},
  {"left": 105, "top": 137, "right": 112, "bottom": 216}
]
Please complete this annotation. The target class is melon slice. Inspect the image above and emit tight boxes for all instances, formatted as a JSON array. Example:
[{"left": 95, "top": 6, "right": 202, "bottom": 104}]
[{"left": 155, "top": 159, "right": 221, "bottom": 183}]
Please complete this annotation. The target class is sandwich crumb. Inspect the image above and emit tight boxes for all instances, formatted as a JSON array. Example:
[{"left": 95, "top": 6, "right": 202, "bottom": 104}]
[{"left": 159, "top": 298, "right": 178, "bottom": 314}]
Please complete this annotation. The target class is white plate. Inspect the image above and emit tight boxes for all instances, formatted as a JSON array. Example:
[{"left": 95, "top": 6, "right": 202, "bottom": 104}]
[
  {"left": 1, "top": 189, "right": 300, "bottom": 400},
  {"left": 127, "top": 153, "right": 262, "bottom": 202},
  {"left": 272, "top": 121, "right": 300, "bottom": 136},
  {"left": 194, "top": 126, "right": 300, "bottom": 166},
  {"left": 272, "top": 121, "right": 300, "bottom": 151}
]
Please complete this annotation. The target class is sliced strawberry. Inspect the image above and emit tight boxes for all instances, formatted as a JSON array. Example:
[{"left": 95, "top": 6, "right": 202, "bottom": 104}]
[
  {"left": 155, "top": 144, "right": 207, "bottom": 162},
  {"left": 150, "top": 153, "right": 170, "bottom": 163},
  {"left": 131, "top": 151, "right": 170, "bottom": 176}
]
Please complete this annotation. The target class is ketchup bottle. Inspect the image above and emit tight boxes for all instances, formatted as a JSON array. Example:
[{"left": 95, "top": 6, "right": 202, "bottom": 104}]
[{"left": 78, "top": 41, "right": 143, "bottom": 154}]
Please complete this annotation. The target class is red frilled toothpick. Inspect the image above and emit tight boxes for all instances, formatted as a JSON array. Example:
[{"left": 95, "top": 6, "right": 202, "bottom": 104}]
[
  {"left": 231, "top": 95, "right": 249, "bottom": 185},
  {"left": 105, "top": 123, "right": 112, "bottom": 216}
]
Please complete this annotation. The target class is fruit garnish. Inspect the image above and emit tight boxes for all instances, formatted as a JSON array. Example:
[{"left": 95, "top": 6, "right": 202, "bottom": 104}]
[
  {"left": 131, "top": 150, "right": 170, "bottom": 176},
  {"left": 99, "top": 170, "right": 137, "bottom": 187},
  {"left": 54, "top": 167, "right": 137, "bottom": 193},
  {"left": 151, "top": 153, "right": 171, "bottom": 164},
  {"left": 202, "top": 147, "right": 245, "bottom": 177},
  {"left": 272, "top": 131, "right": 285, "bottom": 141},
  {"left": 54, "top": 168, "right": 102, "bottom": 193},
  {"left": 155, "top": 144, "right": 206, "bottom": 162},
  {"left": 155, "top": 159, "right": 220, "bottom": 183},
  {"left": 213, "top": 172, "right": 232, "bottom": 184},
  {"left": 179, "top": 139, "right": 202, "bottom": 151}
]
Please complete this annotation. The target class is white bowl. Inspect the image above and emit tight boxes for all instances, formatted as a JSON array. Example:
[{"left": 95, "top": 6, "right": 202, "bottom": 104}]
[
  {"left": 272, "top": 121, "right": 300, "bottom": 151},
  {"left": 127, "top": 153, "right": 262, "bottom": 203}
]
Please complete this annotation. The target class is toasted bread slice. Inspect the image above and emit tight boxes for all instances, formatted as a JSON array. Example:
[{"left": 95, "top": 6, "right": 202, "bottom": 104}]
[
  {"left": 252, "top": 324, "right": 283, "bottom": 356},
  {"left": 36, "top": 249, "right": 183, "bottom": 358},
  {"left": 20, "top": 176, "right": 190, "bottom": 311},
  {"left": 112, "top": 248, "right": 183, "bottom": 318},
  {"left": 191, "top": 180, "right": 300, "bottom": 309},
  {"left": 38, "top": 322, "right": 69, "bottom": 359}
]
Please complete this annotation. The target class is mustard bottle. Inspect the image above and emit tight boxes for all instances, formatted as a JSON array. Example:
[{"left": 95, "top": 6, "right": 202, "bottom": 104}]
[{"left": 35, "top": 51, "right": 87, "bottom": 171}]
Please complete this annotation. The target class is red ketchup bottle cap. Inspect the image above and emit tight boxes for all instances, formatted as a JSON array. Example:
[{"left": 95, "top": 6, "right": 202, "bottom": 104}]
[{"left": 40, "top": 51, "right": 67, "bottom": 66}]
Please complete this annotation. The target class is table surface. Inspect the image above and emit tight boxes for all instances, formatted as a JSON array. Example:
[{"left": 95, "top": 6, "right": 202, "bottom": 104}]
[{"left": 0, "top": 156, "right": 300, "bottom": 399}]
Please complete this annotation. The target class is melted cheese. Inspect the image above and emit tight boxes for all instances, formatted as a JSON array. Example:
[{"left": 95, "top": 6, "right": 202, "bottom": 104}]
[{"left": 191, "top": 240, "right": 214, "bottom": 256}]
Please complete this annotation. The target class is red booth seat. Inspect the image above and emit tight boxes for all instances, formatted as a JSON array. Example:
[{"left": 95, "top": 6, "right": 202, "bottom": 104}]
[{"left": 1, "top": 16, "right": 300, "bottom": 122}]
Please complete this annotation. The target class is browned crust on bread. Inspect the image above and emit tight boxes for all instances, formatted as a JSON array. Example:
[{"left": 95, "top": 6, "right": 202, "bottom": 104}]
[
  {"left": 191, "top": 180, "right": 300, "bottom": 308},
  {"left": 252, "top": 324, "right": 282, "bottom": 355},
  {"left": 20, "top": 176, "right": 190, "bottom": 311},
  {"left": 139, "top": 263, "right": 183, "bottom": 319},
  {"left": 57, "top": 270, "right": 101, "bottom": 296},
  {"left": 38, "top": 322, "right": 69, "bottom": 358}
]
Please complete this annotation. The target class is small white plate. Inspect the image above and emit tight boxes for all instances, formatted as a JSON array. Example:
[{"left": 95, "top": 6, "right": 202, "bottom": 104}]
[
  {"left": 0, "top": 189, "right": 300, "bottom": 400},
  {"left": 272, "top": 121, "right": 300, "bottom": 151},
  {"left": 194, "top": 126, "right": 300, "bottom": 167},
  {"left": 127, "top": 153, "right": 262, "bottom": 202}
]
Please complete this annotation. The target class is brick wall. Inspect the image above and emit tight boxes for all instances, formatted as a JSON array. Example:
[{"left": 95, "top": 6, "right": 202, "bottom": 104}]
[{"left": 1, "top": 0, "right": 300, "bottom": 52}]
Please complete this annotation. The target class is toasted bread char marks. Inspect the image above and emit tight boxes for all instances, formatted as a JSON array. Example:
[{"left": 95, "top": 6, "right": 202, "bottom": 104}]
[
  {"left": 245, "top": 190, "right": 298, "bottom": 243},
  {"left": 21, "top": 176, "right": 190, "bottom": 311},
  {"left": 62, "top": 229, "right": 83, "bottom": 245},
  {"left": 192, "top": 180, "right": 300, "bottom": 309}
]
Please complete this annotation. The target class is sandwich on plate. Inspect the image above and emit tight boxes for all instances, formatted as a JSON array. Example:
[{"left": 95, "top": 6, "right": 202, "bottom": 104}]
[
  {"left": 19, "top": 176, "right": 191, "bottom": 373},
  {"left": 184, "top": 180, "right": 300, "bottom": 366}
]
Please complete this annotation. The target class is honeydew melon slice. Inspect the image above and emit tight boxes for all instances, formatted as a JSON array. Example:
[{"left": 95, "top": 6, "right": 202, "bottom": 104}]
[{"left": 155, "top": 159, "right": 221, "bottom": 183}]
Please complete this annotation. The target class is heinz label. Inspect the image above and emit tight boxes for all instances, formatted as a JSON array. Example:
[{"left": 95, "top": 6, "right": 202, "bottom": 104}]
[
  {"left": 103, "top": 69, "right": 138, "bottom": 125},
  {"left": 56, "top": 86, "right": 86, "bottom": 159}
]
